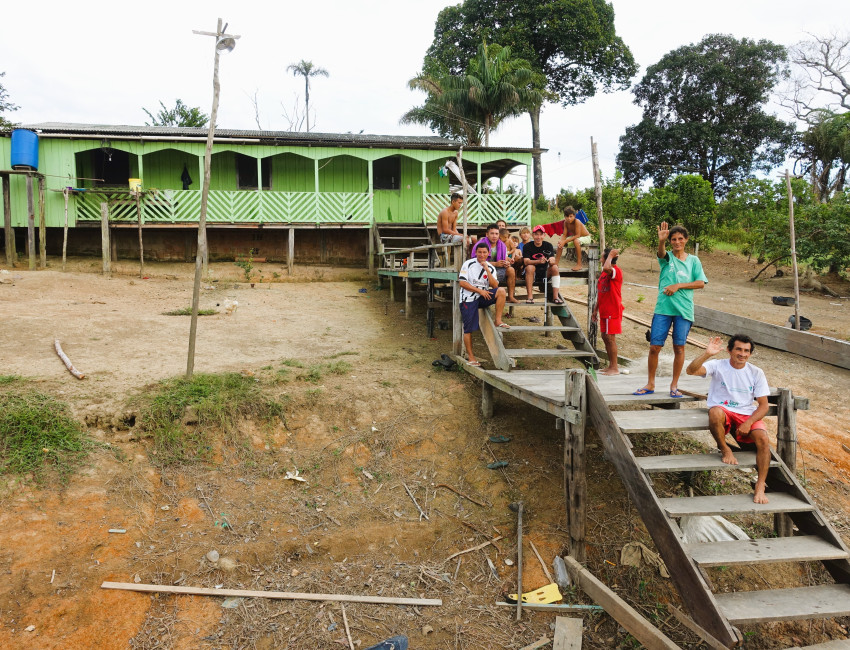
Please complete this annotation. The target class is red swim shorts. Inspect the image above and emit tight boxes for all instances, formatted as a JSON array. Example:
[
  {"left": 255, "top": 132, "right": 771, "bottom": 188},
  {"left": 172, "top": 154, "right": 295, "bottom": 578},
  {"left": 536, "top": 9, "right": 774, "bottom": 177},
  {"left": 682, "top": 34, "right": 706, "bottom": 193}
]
[
  {"left": 599, "top": 316, "right": 622, "bottom": 335},
  {"left": 717, "top": 405, "right": 766, "bottom": 444}
]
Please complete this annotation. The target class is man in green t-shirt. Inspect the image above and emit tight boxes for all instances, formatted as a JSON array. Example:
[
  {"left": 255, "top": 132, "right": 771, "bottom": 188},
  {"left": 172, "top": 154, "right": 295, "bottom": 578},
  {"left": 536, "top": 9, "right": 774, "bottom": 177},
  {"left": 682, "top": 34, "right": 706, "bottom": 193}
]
[{"left": 634, "top": 222, "right": 707, "bottom": 398}]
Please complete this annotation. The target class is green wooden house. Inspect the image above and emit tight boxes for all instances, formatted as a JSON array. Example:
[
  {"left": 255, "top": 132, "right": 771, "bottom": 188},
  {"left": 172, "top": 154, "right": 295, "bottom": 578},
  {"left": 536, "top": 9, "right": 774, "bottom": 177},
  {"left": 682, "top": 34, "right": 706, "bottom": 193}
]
[{"left": 1, "top": 124, "right": 533, "bottom": 265}]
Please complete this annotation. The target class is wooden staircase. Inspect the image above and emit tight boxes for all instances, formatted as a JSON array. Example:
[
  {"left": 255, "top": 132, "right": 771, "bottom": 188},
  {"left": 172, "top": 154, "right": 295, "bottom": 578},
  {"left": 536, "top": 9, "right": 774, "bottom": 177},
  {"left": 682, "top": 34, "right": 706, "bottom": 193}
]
[{"left": 586, "top": 379, "right": 850, "bottom": 645}]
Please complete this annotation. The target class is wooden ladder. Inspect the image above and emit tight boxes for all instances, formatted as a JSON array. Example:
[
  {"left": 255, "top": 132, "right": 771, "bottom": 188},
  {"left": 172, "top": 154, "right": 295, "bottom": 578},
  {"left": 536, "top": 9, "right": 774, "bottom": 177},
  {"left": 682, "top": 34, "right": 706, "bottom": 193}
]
[{"left": 586, "top": 379, "right": 850, "bottom": 646}]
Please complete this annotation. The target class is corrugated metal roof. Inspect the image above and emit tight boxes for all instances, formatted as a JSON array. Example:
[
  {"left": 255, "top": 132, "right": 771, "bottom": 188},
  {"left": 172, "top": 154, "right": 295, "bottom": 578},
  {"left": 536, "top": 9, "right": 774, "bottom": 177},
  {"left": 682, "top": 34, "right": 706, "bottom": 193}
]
[{"left": 20, "top": 122, "right": 539, "bottom": 154}]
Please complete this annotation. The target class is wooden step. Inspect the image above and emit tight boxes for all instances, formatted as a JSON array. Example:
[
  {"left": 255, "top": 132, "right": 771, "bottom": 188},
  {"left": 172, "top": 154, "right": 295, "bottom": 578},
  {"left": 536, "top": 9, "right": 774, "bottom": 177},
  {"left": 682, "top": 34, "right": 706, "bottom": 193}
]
[
  {"left": 504, "top": 349, "right": 597, "bottom": 358},
  {"left": 613, "top": 408, "right": 709, "bottom": 434},
  {"left": 636, "top": 452, "right": 779, "bottom": 473},
  {"left": 660, "top": 492, "right": 814, "bottom": 517},
  {"left": 686, "top": 535, "right": 849, "bottom": 567},
  {"left": 497, "top": 325, "right": 580, "bottom": 333},
  {"left": 715, "top": 584, "right": 850, "bottom": 624}
]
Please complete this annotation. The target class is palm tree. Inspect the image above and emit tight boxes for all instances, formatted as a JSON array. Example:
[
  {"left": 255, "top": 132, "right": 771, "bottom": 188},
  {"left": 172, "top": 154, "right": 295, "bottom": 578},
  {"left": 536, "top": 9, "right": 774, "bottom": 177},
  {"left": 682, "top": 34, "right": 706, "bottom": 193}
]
[{"left": 286, "top": 60, "right": 329, "bottom": 132}]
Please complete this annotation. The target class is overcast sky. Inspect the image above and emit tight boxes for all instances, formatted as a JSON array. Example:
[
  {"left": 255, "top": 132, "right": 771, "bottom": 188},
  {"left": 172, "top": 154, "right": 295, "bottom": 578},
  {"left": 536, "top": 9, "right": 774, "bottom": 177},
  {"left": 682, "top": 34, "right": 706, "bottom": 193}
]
[{"left": 0, "top": 1, "right": 844, "bottom": 195}]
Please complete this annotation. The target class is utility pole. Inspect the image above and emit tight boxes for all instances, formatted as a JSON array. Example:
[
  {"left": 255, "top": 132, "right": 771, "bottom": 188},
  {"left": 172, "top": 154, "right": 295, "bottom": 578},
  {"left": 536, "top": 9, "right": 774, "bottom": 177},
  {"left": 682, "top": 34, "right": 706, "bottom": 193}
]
[
  {"left": 591, "top": 137, "right": 605, "bottom": 255},
  {"left": 785, "top": 170, "right": 801, "bottom": 330}
]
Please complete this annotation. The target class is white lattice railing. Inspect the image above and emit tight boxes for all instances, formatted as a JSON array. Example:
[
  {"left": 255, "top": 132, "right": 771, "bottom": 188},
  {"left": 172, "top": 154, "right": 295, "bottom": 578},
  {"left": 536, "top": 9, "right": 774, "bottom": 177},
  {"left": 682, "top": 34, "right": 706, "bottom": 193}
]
[
  {"left": 423, "top": 193, "right": 531, "bottom": 226},
  {"left": 75, "top": 190, "right": 372, "bottom": 224}
]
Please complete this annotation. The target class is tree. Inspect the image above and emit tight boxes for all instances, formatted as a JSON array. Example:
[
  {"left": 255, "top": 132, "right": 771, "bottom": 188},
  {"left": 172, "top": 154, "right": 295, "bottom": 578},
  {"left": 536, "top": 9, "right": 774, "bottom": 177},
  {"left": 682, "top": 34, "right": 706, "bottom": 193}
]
[
  {"left": 0, "top": 72, "right": 19, "bottom": 131},
  {"left": 795, "top": 110, "right": 850, "bottom": 201},
  {"left": 638, "top": 175, "right": 717, "bottom": 247},
  {"left": 402, "top": 42, "right": 542, "bottom": 146},
  {"left": 783, "top": 33, "right": 850, "bottom": 121},
  {"left": 143, "top": 99, "right": 208, "bottom": 128},
  {"left": 617, "top": 34, "right": 794, "bottom": 196},
  {"left": 286, "top": 60, "right": 329, "bottom": 132},
  {"left": 423, "top": 0, "right": 637, "bottom": 200}
]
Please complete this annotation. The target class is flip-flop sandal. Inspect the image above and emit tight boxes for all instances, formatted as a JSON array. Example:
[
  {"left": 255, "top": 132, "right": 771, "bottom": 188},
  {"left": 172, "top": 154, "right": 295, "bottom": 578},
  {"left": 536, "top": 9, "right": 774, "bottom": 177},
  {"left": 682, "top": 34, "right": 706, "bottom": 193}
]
[
  {"left": 488, "top": 435, "right": 512, "bottom": 443},
  {"left": 632, "top": 388, "right": 655, "bottom": 395},
  {"left": 525, "top": 299, "right": 535, "bottom": 304},
  {"left": 467, "top": 360, "right": 481, "bottom": 367},
  {"left": 496, "top": 322, "right": 511, "bottom": 329},
  {"left": 670, "top": 389, "right": 685, "bottom": 398},
  {"left": 552, "top": 297, "right": 565, "bottom": 305}
]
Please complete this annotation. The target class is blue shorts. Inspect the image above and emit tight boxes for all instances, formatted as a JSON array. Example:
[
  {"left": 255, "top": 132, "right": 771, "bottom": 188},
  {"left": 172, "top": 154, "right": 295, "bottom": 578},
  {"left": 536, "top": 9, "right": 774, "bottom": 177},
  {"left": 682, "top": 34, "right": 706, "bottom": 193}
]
[
  {"left": 461, "top": 294, "right": 498, "bottom": 333},
  {"left": 650, "top": 313, "right": 692, "bottom": 347}
]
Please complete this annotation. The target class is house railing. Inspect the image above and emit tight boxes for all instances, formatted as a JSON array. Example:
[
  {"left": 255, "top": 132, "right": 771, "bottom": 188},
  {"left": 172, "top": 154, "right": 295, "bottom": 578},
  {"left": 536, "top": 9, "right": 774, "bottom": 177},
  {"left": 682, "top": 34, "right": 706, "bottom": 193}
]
[
  {"left": 422, "top": 192, "right": 531, "bottom": 226},
  {"left": 74, "top": 189, "right": 372, "bottom": 224}
]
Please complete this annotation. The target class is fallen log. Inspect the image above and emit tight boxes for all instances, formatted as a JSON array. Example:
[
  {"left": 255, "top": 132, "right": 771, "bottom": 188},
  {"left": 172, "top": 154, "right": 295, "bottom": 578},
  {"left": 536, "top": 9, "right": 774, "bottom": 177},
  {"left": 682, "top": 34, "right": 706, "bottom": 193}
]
[{"left": 54, "top": 339, "right": 85, "bottom": 379}]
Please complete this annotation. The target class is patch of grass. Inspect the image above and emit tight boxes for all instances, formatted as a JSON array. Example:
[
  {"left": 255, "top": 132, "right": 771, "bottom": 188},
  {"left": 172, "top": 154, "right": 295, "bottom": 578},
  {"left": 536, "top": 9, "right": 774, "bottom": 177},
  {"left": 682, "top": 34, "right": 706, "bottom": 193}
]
[
  {"left": 0, "top": 375, "right": 24, "bottom": 385},
  {"left": 326, "top": 351, "right": 357, "bottom": 360},
  {"left": 274, "top": 368, "right": 292, "bottom": 384},
  {"left": 301, "top": 365, "right": 324, "bottom": 383},
  {"left": 280, "top": 358, "right": 305, "bottom": 368},
  {"left": 0, "top": 390, "right": 99, "bottom": 483},
  {"left": 162, "top": 307, "right": 217, "bottom": 316},
  {"left": 299, "top": 361, "right": 353, "bottom": 383},
  {"left": 324, "top": 361, "right": 352, "bottom": 375},
  {"left": 138, "top": 373, "right": 286, "bottom": 467}
]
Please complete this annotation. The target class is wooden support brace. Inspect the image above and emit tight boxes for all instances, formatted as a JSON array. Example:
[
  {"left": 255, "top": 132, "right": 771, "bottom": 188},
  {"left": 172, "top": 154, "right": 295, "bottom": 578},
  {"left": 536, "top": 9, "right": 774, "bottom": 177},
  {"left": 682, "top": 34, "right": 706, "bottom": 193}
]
[
  {"left": 481, "top": 382, "right": 494, "bottom": 418},
  {"left": 37, "top": 176, "right": 46, "bottom": 268},
  {"left": 775, "top": 387, "right": 797, "bottom": 538},
  {"left": 100, "top": 202, "right": 111, "bottom": 277},
  {"left": 26, "top": 174, "right": 36, "bottom": 270},
  {"left": 564, "top": 370, "right": 587, "bottom": 562}
]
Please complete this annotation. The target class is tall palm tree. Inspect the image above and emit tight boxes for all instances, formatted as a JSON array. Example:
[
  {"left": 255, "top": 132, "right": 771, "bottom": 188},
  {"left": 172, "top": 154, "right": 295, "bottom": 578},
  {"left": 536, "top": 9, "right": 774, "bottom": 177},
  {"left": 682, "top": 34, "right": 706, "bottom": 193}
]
[{"left": 286, "top": 60, "right": 329, "bottom": 132}]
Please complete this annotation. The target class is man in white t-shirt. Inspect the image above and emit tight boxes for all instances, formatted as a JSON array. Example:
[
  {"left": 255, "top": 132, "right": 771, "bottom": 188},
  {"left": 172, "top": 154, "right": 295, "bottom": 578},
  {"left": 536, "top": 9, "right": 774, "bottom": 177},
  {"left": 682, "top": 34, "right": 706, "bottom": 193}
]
[
  {"left": 458, "top": 240, "right": 510, "bottom": 366},
  {"left": 686, "top": 334, "right": 771, "bottom": 503}
]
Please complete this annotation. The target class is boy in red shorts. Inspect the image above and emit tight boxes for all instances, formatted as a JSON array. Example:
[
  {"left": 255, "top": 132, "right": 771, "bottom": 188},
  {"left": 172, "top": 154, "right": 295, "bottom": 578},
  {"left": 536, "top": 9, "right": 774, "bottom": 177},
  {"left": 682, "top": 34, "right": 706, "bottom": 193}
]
[
  {"left": 686, "top": 334, "right": 771, "bottom": 504},
  {"left": 592, "top": 248, "right": 623, "bottom": 375}
]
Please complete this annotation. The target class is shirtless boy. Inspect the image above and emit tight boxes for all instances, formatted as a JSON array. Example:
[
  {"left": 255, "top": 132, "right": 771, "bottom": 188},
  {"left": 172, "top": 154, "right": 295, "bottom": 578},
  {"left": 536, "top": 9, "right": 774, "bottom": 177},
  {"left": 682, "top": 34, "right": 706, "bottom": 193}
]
[
  {"left": 555, "top": 206, "right": 591, "bottom": 271},
  {"left": 437, "top": 193, "right": 476, "bottom": 245}
]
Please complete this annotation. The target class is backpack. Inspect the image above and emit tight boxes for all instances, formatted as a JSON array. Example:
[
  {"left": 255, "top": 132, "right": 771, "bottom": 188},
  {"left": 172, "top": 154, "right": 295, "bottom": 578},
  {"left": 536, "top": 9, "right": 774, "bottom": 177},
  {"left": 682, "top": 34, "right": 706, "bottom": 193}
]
[{"left": 575, "top": 209, "right": 588, "bottom": 225}]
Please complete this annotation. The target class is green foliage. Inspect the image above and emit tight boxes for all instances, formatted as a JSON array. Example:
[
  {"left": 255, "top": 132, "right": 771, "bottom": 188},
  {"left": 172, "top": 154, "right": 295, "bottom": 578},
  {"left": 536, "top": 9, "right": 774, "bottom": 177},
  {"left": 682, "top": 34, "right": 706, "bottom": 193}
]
[
  {"left": 0, "top": 375, "right": 23, "bottom": 385},
  {"left": 0, "top": 390, "right": 98, "bottom": 483},
  {"left": 795, "top": 110, "right": 850, "bottom": 202},
  {"left": 617, "top": 34, "right": 793, "bottom": 196},
  {"left": 138, "top": 373, "right": 285, "bottom": 466},
  {"left": 796, "top": 189, "right": 850, "bottom": 273},
  {"left": 0, "top": 71, "right": 18, "bottom": 131},
  {"left": 585, "top": 174, "right": 643, "bottom": 251},
  {"left": 162, "top": 307, "right": 217, "bottom": 316},
  {"left": 535, "top": 195, "right": 549, "bottom": 212},
  {"left": 234, "top": 249, "right": 256, "bottom": 282},
  {"left": 142, "top": 99, "right": 209, "bottom": 128},
  {"left": 638, "top": 175, "right": 717, "bottom": 247}
]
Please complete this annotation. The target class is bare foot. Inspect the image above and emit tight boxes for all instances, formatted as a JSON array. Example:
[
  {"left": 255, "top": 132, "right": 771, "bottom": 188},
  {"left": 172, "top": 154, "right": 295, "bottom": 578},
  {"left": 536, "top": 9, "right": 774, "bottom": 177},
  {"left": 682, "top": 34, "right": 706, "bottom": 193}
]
[
  {"left": 753, "top": 483, "right": 769, "bottom": 504},
  {"left": 720, "top": 448, "right": 739, "bottom": 465},
  {"left": 570, "top": 265, "right": 583, "bottom": 271},
  {"left": 600, "top": 368, "right": 620, "bottom": 376},
  {"left": 507, "top": 297, "right": 520, "bottom": 303}
]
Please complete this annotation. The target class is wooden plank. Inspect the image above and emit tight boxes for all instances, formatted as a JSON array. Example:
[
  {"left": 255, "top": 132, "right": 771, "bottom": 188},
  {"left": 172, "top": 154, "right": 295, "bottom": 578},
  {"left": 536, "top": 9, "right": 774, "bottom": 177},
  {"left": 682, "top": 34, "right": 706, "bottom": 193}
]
[
  {"left": 2, "top": 175, "right": 14, "bottom": 266},
  {"left": 504, "top": 349, "right": 596, "bottom": 358},
  {"left": 519, "top": 638, "right": 552, "bottom": 650},
  {"left": 495, "top": 602, "right": 603, "bottom": 613},
  {"left": 499, "top": 325, "right": 580, "bottom": 333},
  {"left": 37, "top": 176, "right": 46, "bottom": 268},
  {"left": 456, "top": 363, "right": 565, "bottom": 419},
  {"left": 564, "top": 370, "right": 587, "bottom": 562},
  {"left": 637, "top": 452, "right": 777, "bottom": 473},
  {"left": 26, "top": 174, "right": 36, "bottom": 270},
  {"left": 694, "top": 304, "right": 850, "bottom": 371},
  {"left": 686, "top": 535, "right": 849, "bottom": 567},
  {"left": 101, "top": 582, "right": 441, "bottom": 606},
  {"left": 481, "top": 383, "right": 494, "bottom": 418},
  {"left": 552, "top": 617, "right": 582, "bottom": 650},
  {"left": 583, "top": 378, "right": 739, "bottom": 646},
  {"left": 613, "top": 409, "right": 709, "bottom": 433},
  {"left": 563, "top": 556, "right": 681, "bottom": 650},
  {"left": 715, "top": 584, "right": 850, "bottom": 624},
  {"left": 775, "top": 388, "right": 797, "bottom": 537},
  {"left": 479, "top": 307, "right": 513, "bottom": 371},
  {"left": 668, "top": 606, "right": 729, "bottom": 650},
  {"left": 787, "top": 641, "right": 850, "bottom": 650},
  {"left": 660, "top": 492, "right": 813, "bottom": 517}
]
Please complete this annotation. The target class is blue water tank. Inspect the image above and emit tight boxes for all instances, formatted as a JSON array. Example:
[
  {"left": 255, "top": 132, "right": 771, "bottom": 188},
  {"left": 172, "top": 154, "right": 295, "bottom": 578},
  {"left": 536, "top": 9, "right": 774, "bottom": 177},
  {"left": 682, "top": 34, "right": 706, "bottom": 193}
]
[{"left": 11, "top": 129, "right": 39, "bottom": 170}]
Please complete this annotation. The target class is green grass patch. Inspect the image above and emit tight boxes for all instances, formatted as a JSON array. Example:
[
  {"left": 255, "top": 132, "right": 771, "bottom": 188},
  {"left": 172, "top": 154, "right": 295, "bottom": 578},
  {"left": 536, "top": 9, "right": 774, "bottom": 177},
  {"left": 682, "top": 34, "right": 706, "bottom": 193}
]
[
  {"left": 0, "top": 390, "right": 98, "bottom": 483},
  {"left": 0, "top": 375, "right": 24, "bottom": 385},
  {"left": 299, "top": 361, "right": 352, "bottom": 383},
  {"left": 280, "top": 358, "right": 305, "bottom": 368},
  {"left": 138, "top": 373, "right": 286, "bottom": 467},
  {"left": 326, "top": 351, "right": 358, "bottom": 359},
  {"left": 162, "top": 307, "right": 218, "bottom": 316}
]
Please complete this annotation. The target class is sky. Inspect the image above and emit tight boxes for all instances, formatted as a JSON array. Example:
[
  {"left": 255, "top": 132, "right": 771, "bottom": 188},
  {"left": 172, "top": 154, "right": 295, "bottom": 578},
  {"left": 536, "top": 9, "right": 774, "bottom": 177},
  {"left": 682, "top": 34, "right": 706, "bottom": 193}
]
[{"left": 0, "top": 1, "right": 845, "bottom": 195}]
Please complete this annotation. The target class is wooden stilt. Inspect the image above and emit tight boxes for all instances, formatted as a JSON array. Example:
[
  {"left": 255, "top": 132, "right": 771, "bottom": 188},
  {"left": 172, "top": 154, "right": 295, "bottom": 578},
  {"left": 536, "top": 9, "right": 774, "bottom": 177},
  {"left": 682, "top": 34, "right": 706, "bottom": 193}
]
[
  {"left": 405, "top": 277, "right": 413, "bottom": 319},
  {"left": 26, "top": 174, "right": 36, "bottom": 270},
  {"left": 100, "top": 202, "right": 111, "bottom": 277},
  {"left": 37, "top": 176, "right": 46, "bottom": 268},
  {"left": 367, "top": 224, "right": 374, "bottom": 275},
  {"left": 775, "top": 388, "right": 797, "bottom": 538},
  {"left": 288, "top": 227, "right": 294, "bottom": 275},
  {"left": 564, "top": 370, "right": 587, "bottom": 562},
  {"left": 426, "top": 277, "right": 435, "bottom": 338},
  {"left": 389, "top": 275, "right": 396, "bottom": 302},
  {"left": 481, "top": 383, "right": 494, "bottom": 418},
  {"left": 587, "top": 247, "right": 599, "bottom": 352},
  {"left": 452, "top": 281, "right": 462, "bottom": 356},
  {"left": 62, "top": 187, "right": 69, "bottom": 271},
  {"left": 135, "top": 191, "right": 144, "bottom": 278},
  {"left": 2, "top": 174, "right": 15, "bottom": 266}
]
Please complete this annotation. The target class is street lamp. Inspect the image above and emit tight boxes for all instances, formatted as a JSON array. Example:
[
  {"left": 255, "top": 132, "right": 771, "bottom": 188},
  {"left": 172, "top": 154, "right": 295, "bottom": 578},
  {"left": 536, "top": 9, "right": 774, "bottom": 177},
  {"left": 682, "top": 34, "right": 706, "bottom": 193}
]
[{"left": 186, "top": 18, "right": 240, "bottom": 380}]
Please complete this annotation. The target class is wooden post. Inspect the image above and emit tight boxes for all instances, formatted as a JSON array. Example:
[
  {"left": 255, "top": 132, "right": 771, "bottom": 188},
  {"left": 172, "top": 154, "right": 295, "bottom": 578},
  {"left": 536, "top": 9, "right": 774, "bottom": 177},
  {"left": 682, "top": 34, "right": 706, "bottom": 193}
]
[
  {"left": 481, "top": 383, "right": 494, "bottom": 418},
  {"left": 452, "top": 281, "right": 463, "bottom": 356},
  {"left": 367, "top": 225, "right": 374, "bottom": 275},
  {"left": 62, "top": 187, "right": 69, "bottom": 271},
  {"left": 37, "top": 176, "right": 46, "bottom": 268},
  {"left": 564, "top": 370, "right": 587, "bottom": 562},
  {"left": 587, "top": 247, "right": 599, "bottom": 351},
  {"left": 785, "top": 170, "right": 801, "bottom": 330},
  {"left": 288, "top": 227, "right": 295, "bottom": 275},
  {"left": 404, "top": 277, "right": 413, "bottom": 319},
  {"left": 100, "top": 202, "right": 111, "bottom": 277},
  {"left": 457, "top": 147, "right": 469, "bottom": 259},
  {"left": 775, "top": 388, "right": 797, "bottom": 537},
  {"left": 135, "top": 191, "right": 145, "bottom": 277},
  {"left": 591, "top": 137, "right": 605, "bottom": 254},
  {"left": 515, "top": 501, "right": 524, "bottom": 621},
  {"left": 2, "top": 174, "right": 15, "bottom": 266},
  {"left": 26, "top": 173, "right": 36, "bottom": 270}
]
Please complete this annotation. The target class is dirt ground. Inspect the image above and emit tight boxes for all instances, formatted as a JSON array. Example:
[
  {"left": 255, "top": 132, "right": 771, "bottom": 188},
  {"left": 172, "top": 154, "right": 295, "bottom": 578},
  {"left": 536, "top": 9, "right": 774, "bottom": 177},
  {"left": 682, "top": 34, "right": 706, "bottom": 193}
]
[{"left": 0, "top": 248, "right": 849, "bottom": 649}]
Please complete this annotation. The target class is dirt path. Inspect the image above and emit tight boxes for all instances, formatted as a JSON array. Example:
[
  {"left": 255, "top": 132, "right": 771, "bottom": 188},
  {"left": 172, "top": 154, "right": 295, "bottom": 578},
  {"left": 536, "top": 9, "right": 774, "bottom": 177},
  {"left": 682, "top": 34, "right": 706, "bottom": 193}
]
[{"left": 0, "top": 252, "right": 848, "bottom": 649}]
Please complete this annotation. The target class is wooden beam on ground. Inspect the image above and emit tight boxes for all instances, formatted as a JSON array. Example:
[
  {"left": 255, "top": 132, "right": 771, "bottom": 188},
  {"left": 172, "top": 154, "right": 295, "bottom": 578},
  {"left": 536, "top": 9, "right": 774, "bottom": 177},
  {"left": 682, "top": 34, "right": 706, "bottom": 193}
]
[
  {"left": 694, "top": 304, "right": 850, "bottom": 370},
  {"left": 564, "top": 370, "right": 587, "bottom": 562},
  {"left": 583, "top": 377, "right": 738, "bottom": 646},
  {"left": 775, "top": 388, "right": 797, "bottom": 537},
  {"left": 100, "top": 202, "right": 111, "bottom": 277},
  {"left": 26, "top": 173, "right": 36, "bottom": 270},
  {"left": 101, "top": 582, "right": 441, "bottom": 606},
  {"left": 37, "top": 176, "right": 46, "bottom": 268},
  {"left": 562, "top": 557, "right": 680, "bottom": 650},
  {"left": 668, "top": 605, "right": 729, "bottom": 650},
  {"left": 2, "top": 174, "right": 14, "bottom": 266},
  {"left": 553, "top": 616, "right": 582, "bottom": 650}
]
